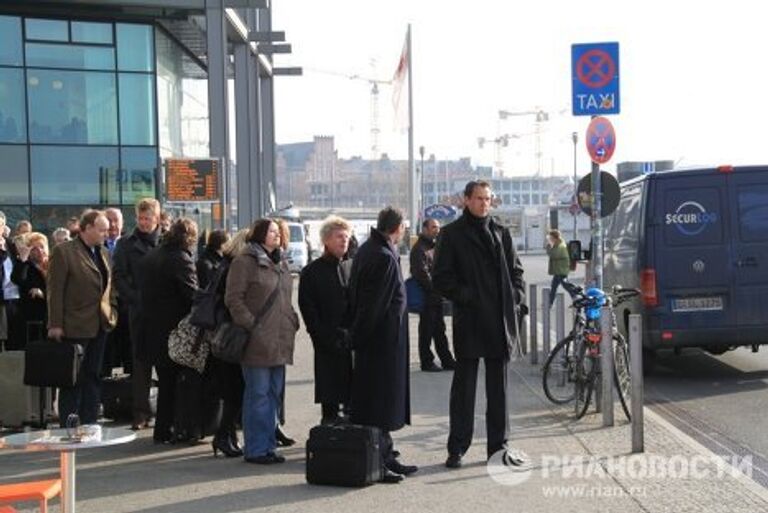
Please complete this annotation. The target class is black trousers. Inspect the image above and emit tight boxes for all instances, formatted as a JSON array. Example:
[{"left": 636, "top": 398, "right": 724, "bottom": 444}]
[
  {"left": 211, "top": 357, "right": 244, "bottom": 439},
  {"left": 58, "top": 332, "right": 107, "bottom": 426},
  {"left": 447, "top": 357, "right": 508, "bottom": 458},
  {"left": 154, "top": 359, "right": 181, "bottom": 440},
  {"left": 418, "top": 302, "right": 454, "bottom": 368}
]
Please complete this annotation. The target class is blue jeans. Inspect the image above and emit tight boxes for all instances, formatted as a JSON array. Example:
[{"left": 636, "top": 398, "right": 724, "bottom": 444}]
[
  {"left": 241, "top": 365, "right": 285, "bottom": 458},
  {"left": 549, "top": 275, "right": 579, "bottom": 307},
  {"left": 59, "top": 332, "right": 107, "bottom": 426}
]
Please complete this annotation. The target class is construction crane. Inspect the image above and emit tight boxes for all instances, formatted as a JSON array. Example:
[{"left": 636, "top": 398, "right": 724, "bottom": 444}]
[
  {"left": 498, "top": 107, "right": 550, "bottom": 175},
  {"left": 307, "top": 63, "right": 391, "bottom": 160},
  {"left": 477, "top": 133, "right": 522, "bottom": 173}
]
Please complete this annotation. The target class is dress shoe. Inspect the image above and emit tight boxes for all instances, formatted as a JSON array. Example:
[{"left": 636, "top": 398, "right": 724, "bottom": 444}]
[
  {"left": 212, "top": 434, "right": 243, "bottom": 458},
  {"left": 380, "top": 468, "right": 404, "bottom": 484},
  {"left": 245, "top": 452, "right": 285, "bottom": 464},
  {"left": 421, "top": 363, "right": 442, "bottom": 372},
  {"left": 386, "top": 459, "right": 418, "bottom": 476},
  {"left": 445, "top": 453, "right": 462, "bottom": 469},
  {"left": 275, "top": 426, "right": 296, "bottom": 447}
]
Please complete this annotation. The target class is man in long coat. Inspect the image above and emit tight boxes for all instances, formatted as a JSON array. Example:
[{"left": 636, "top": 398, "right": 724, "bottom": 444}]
[
  {"left": 347, "top": 207, "right": 415, "bottom": 483},
  {"left": 299, "top": 215, "right": 353, "bottom": 425},
  {"left": 433, "top": 180, "right": 526, "bottom": 469}
]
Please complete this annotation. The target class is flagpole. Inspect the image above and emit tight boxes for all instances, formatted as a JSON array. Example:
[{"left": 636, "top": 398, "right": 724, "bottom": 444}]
[{"left": 407, "top": 23, "right": 417, "bottom": 240}]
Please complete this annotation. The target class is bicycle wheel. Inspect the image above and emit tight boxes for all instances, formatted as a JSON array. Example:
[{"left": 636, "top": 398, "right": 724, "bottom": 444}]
[
  {"left": 542, "top": 335, "right": 577, "bottom": 404},
  {"left": 612, "top": 333, "right": 632, "bottom": 422},
  {"left": 573, "top": 340, "right": 595, "bottom": 419}
]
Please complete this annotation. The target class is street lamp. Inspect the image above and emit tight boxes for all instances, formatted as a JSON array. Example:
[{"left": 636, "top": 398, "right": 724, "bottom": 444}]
[
  {"left": 572, "top": 131, "right": 578, "bottom": 241},
  {"left": 419, "top": 145, "right": 425, "bottom": 218}
]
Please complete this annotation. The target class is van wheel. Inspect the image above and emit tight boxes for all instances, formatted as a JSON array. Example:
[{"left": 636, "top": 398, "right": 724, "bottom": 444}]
[
  {"left": 642, "top": 348, "right": 657, "bottom": 375},
  {"left": 705, "top": 345, "right": 729, "bottom": 356}
]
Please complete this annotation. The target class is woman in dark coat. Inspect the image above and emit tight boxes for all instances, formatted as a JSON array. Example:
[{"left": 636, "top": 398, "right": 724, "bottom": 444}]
[
  {"left": 11, "top": 232, "right": 49, "bottom": 344},
  {"left": 298, "top": 216, "right": 353, "bottom": 424},
  {"left": 139, "top": 218, "right": 198, "bottom": 443},
  {"left": 347, "top": 208, "right": 414, "bottom": 478},
  {"left": 196, "top": 229, "right": 228, "bottom": 289}
]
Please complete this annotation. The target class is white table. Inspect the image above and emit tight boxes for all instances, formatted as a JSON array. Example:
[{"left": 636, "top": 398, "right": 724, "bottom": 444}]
[{"left": 0, "top": 427, "right": 135, "bottom": 513}]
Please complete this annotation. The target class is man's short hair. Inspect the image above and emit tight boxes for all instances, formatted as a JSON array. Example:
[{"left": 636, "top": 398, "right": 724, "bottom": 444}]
[
  {"left": 376, "top": 206, "right": 404, "bottom": 234},
  {"left": 79, "top": 210, "right": 106, "bottom": 232},
  {"left": 136, "top": 198, "right": 160, "bottom": 216},
  {"left": 463, "top": 180, "right": 491, "bottom": 198},
  {"left": 422, "top": 218, "right": 438, "bottom": 229},
  {"left": 320, "top": 215, "right": 351, "bottom": 242}
]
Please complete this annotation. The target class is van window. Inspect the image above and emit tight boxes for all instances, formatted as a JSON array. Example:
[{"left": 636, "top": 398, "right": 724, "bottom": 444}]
[
  {"left": 663, "top": 187, "right": 723, "bottom": 246},
  {"left": 737, "top": 185, "right": 768, "bottom": 242},
  {"left": 289, "top": 224, "right": 304, "bottom": 243},
  {"left": 607, "top": 184, "right": 642, "bottom": 253}
]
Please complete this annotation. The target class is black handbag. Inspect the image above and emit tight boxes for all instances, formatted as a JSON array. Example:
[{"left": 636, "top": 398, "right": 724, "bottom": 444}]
[
  {"left": 23, "top": 340, "right": 84, "bottom": 388},
  {"left": 210, "top": 280, "right": 282, "bottom": 364},
  {"left": 190, "top": 261, "right": 230, "bottom": 330}
]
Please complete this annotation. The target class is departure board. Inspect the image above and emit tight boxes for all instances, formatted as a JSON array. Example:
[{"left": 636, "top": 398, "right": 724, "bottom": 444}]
[{"left": 165, "top": 159, "right": 220, "bottom": 202}]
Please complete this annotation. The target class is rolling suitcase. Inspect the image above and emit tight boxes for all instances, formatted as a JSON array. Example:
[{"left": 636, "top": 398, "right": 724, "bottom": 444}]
[
  {"left": 306, "top": 424, "right": 382, "bottom": 487},
  {"left": 0, "top": 350, "right": 55, "bottom": 427}
]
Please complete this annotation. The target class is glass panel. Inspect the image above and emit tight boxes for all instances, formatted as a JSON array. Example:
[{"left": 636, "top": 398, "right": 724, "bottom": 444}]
[
  {"left": 28, "top": 205, "right": 86, "bottom": 238},
  {"left": 738, "top": 186, "right": 768, "bottom": 242},
  {"left": 116, "top": 24, "right": 153, "bottom": 72},
  {"left": 31, "top": 145, "right": 119, "bottom": 204},
  {"left": 0, "top": 145, "right": 29, "bottom": 203},
  {"left": 71, "top": 21, "right": 113, "bottom": 44},
  {"left": 26, "top": 43, "right": 115, "bottom": 70},
  {"left": 0, "top": 16, "right": 23, "bottom": 66},
  {"left": 27, "top": 69, "right": 117, "bottom": 144},
  {"left": 25, "top": 19, "right": 68, "bottom": 42},
  {"left": 0, "top": 68, "right": 27, "bottom": 142},
  {"left": 119, "top": 73, "right": 155, "bottom": 145},
  {"left": 120, "top": 147, "right": 157, "bottom": 205}
]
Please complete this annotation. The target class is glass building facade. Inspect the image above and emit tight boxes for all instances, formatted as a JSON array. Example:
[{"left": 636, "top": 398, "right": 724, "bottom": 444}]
[{"left": 0, "top": 14, "right": 211, "bottom": 233}]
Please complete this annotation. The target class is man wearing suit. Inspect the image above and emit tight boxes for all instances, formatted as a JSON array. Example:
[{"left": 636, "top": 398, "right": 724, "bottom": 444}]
[
  {"left": 48, "top": 210, "right": 117, "bottom": 426},
  {"left": 433, "top": 180, "right": 526, "bottom": 469}
]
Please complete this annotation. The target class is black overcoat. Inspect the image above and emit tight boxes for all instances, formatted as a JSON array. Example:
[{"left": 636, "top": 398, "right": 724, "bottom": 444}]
[
  {"left": 347, "top": 228, "right": 410, "bottom": 431},
  {"left": 138, "top": 244, "right": 198, "bottom": 365},
  {"left": 298, "top": 254, "right": 352, "bottom": 405},
  {"left": 432, "top": 210, "right": 525, "bottom": 359}
]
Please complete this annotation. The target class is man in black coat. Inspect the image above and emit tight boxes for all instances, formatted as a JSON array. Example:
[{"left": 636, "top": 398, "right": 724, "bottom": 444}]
[
  {"left": 433, "top": 180, "right": 526, "bottom": 469},
  {"left": 112, "top": 198, "right": 161, "bottom": 430},
  {"left": 348, "top": 207, "right": 416, "bottom": 483},
  {"left": 298, "top": 216, "right": 353, "bottom": 425},
  {"left": 410, "top": 218, "right": 455, "bottom": 372}
]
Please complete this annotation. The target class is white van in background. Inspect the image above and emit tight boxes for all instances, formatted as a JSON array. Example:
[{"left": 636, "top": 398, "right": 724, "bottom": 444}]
[{"left": 285, "top": 221, "right": 309, "bottom": 272}]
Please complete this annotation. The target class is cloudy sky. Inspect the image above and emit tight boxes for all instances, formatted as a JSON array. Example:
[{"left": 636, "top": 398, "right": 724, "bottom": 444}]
[{"left": 271, "top": 1, "right": 768, "bottom": 177}]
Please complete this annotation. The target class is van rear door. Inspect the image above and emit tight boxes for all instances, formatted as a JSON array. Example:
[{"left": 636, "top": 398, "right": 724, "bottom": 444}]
[
  {"left": 652, "top": 172, "right": 734, "bottom": 331},
  {"left": 727, "top": 168, "right": 768, "bottom": 326}
]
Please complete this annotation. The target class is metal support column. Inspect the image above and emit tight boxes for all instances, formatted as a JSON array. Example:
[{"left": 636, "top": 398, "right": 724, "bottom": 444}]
[
  {"left": 60, "top": 451, "right": 76, "bottom": 513},
  {"left": 542, "top": 287, "right": 551, "bottom": 359},
  {"left": 630, "top": 314, "right": 644, "bottom": 453},
  {"left": 258, "top": 7, "right": 276, "bottom": 212},
  {"left": 234, "top": 43, "right": 253, "bottom": 228},
  {"left": 600, "top": 306, "right": 614, "bottom": 427},
  {"left": 248, "top": 9, "right": 264, "bottom": 218},
  {"left": 529, "top": 284, "right": 538, "bottom": 364}
]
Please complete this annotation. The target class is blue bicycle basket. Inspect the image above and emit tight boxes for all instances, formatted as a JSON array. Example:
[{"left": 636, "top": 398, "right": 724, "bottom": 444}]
[{"left": 584, "top": 288, "right": 606, "bottom": 320}]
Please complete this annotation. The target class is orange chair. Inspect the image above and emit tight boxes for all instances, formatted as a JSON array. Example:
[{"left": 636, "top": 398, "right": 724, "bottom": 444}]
[
  {"left": 0, "top": 478, "right": 61, "bottom": 513},
  {"left": 0, "top": 506, "right": 18, "bottom": 513}
]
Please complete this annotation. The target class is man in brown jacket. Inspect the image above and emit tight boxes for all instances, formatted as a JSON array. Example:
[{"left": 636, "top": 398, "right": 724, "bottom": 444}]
[{"left": 48, "top": 210, "right": 117, "bottom": 426}]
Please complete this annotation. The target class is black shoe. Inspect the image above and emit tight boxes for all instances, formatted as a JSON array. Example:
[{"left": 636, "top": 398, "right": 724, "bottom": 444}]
[
  {"left": 245, "top": 452, "right": 286, "bottom": 464},
  {"left": 386, "top": 459, "right": 418, "bottom": 476},
  {"left": 445, "top": 453, "right": 462, "bottom": 469},
  {"left": 275, "top": 426, "right": 296, "bottom": 447},
  {"left": 421, "top": 363, "right": 442, "bottom": 372},
  {"left": 380, "top": 468, "right": 404, "bottom": 484},
  {"left": 212, "top": 435, "right": 243, "bottom": 458}
]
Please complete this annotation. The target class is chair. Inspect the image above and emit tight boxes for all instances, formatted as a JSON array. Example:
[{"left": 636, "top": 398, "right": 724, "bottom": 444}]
[
  {"left": 0, "top": 478, "right": 61, "bottom": 513},
  {"left": 0, "top": 506, "right": 18, "bottom": 513}
]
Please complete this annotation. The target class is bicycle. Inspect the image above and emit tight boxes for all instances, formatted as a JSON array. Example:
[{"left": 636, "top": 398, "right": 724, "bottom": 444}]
[{"left": 542, "top": 285, "right": 640, "bottom": 421}]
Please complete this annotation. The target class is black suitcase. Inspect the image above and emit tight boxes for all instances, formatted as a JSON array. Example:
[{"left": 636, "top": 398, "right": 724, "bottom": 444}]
[
  {"left": 306, "top": 424, "right": 382, "bottom": 487},
  {"left": 173, "top": 367, "right": 222, "bottom": 440},
  {"left": 101, "top": 375, "right": 158, "bottom": 421},
  {"left": 23, "top": 339, "right": 83, "bottom": 388}
]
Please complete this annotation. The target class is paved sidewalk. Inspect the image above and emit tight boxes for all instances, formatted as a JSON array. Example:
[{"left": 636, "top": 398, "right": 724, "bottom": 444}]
[{"left": 1, "top": 310, "right": 767, "bottom": 512}]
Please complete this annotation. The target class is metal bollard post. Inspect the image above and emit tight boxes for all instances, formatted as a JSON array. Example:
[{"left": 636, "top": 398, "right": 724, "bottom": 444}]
[
  {"left": 529, "top": 284, "right": 538, "bottom": 365},
  {"left": 600, "top": 306, "right": 614, "bottom": 427},
  {"left": 542, "top": 288, "right": 551, "bottom": 359},
  {"left": 629, "top": 314, "right": 644, "bottom": 453},
  {"left": 555, "top": 294, "right": 565, "bottom": 344}
]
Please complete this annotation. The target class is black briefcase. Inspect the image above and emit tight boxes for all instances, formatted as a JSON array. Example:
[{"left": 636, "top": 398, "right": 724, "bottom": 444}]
[
  {"left": 23, "top": 340, "right": 84, "bottom": 388},
  {"left": 306, "top": 424, "right": 382, "bottom": 487}
]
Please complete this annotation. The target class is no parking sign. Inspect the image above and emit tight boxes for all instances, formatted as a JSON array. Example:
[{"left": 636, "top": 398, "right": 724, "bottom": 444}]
[
  {"left": 585, "top": 116, "right": 616, "bottom": 165},
  {"left": 572, "top": 42, "right": 620, "bottom": 116}
]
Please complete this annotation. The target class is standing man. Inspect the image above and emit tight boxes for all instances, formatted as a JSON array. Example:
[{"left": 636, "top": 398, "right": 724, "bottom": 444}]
[
  {"left": 47, "top": 210, "right": 117, "bottom": 426},
  {"left": 410, "top": 218, "right": 455, "bottom": 372},
  {"left": 104, "top": 208, "right": 124, "bottom": 258},
  {"left": 0, "top": 211, "right": 22, "bottom": 351},
  {"left": 299, "top": 215, "right": 353, "bottom": 425},
  {"left": 433, "top": 180, "right": 526, "bottom": 469},
  {"left": 348, "top": 207, "right": 416, "bottom": 483},
  {"left": 113, "top": 198, "right": 162, "bottom": 430}
]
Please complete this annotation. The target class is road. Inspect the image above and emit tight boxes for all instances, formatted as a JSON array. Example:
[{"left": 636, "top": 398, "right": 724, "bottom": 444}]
[{"left": 518, "top": 252, "right": 768, "bottom": 490}]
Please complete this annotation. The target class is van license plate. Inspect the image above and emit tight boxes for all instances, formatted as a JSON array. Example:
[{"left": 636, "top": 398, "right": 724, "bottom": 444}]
[{"left": 672, "top": 297, "right": 723, "bottom": 312}]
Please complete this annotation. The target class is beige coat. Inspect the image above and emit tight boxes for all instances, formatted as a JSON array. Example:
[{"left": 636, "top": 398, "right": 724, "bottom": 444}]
[
  {"left": 224, "top": 244, "right": 298, "bottom": 367},
  {"left": 47, "top": 237, "right": 117, "bottom": 338}
]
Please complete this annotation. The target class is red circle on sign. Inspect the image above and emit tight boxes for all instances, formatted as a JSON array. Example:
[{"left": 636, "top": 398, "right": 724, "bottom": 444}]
[
  {"left": 576, "top": 49, "right": 616, "bottom": 89},
  {"left": 585, "top": 116, "right": 616, "bottom": 165}
]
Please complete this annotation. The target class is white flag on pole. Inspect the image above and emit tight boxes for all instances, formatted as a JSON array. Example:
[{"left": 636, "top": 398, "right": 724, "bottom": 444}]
[{"left": 392, "top": 32, "right": 409, "bottom": 131}]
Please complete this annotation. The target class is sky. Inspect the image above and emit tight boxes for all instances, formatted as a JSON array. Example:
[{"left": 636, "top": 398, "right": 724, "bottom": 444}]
[{"left": 271, "top": 1, "right": 768, "bottom": 178}]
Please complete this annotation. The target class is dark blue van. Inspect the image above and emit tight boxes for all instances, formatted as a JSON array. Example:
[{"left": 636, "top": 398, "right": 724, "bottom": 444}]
[{"left": 604, "top": 165, "right": 768, "bottom": 356}]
